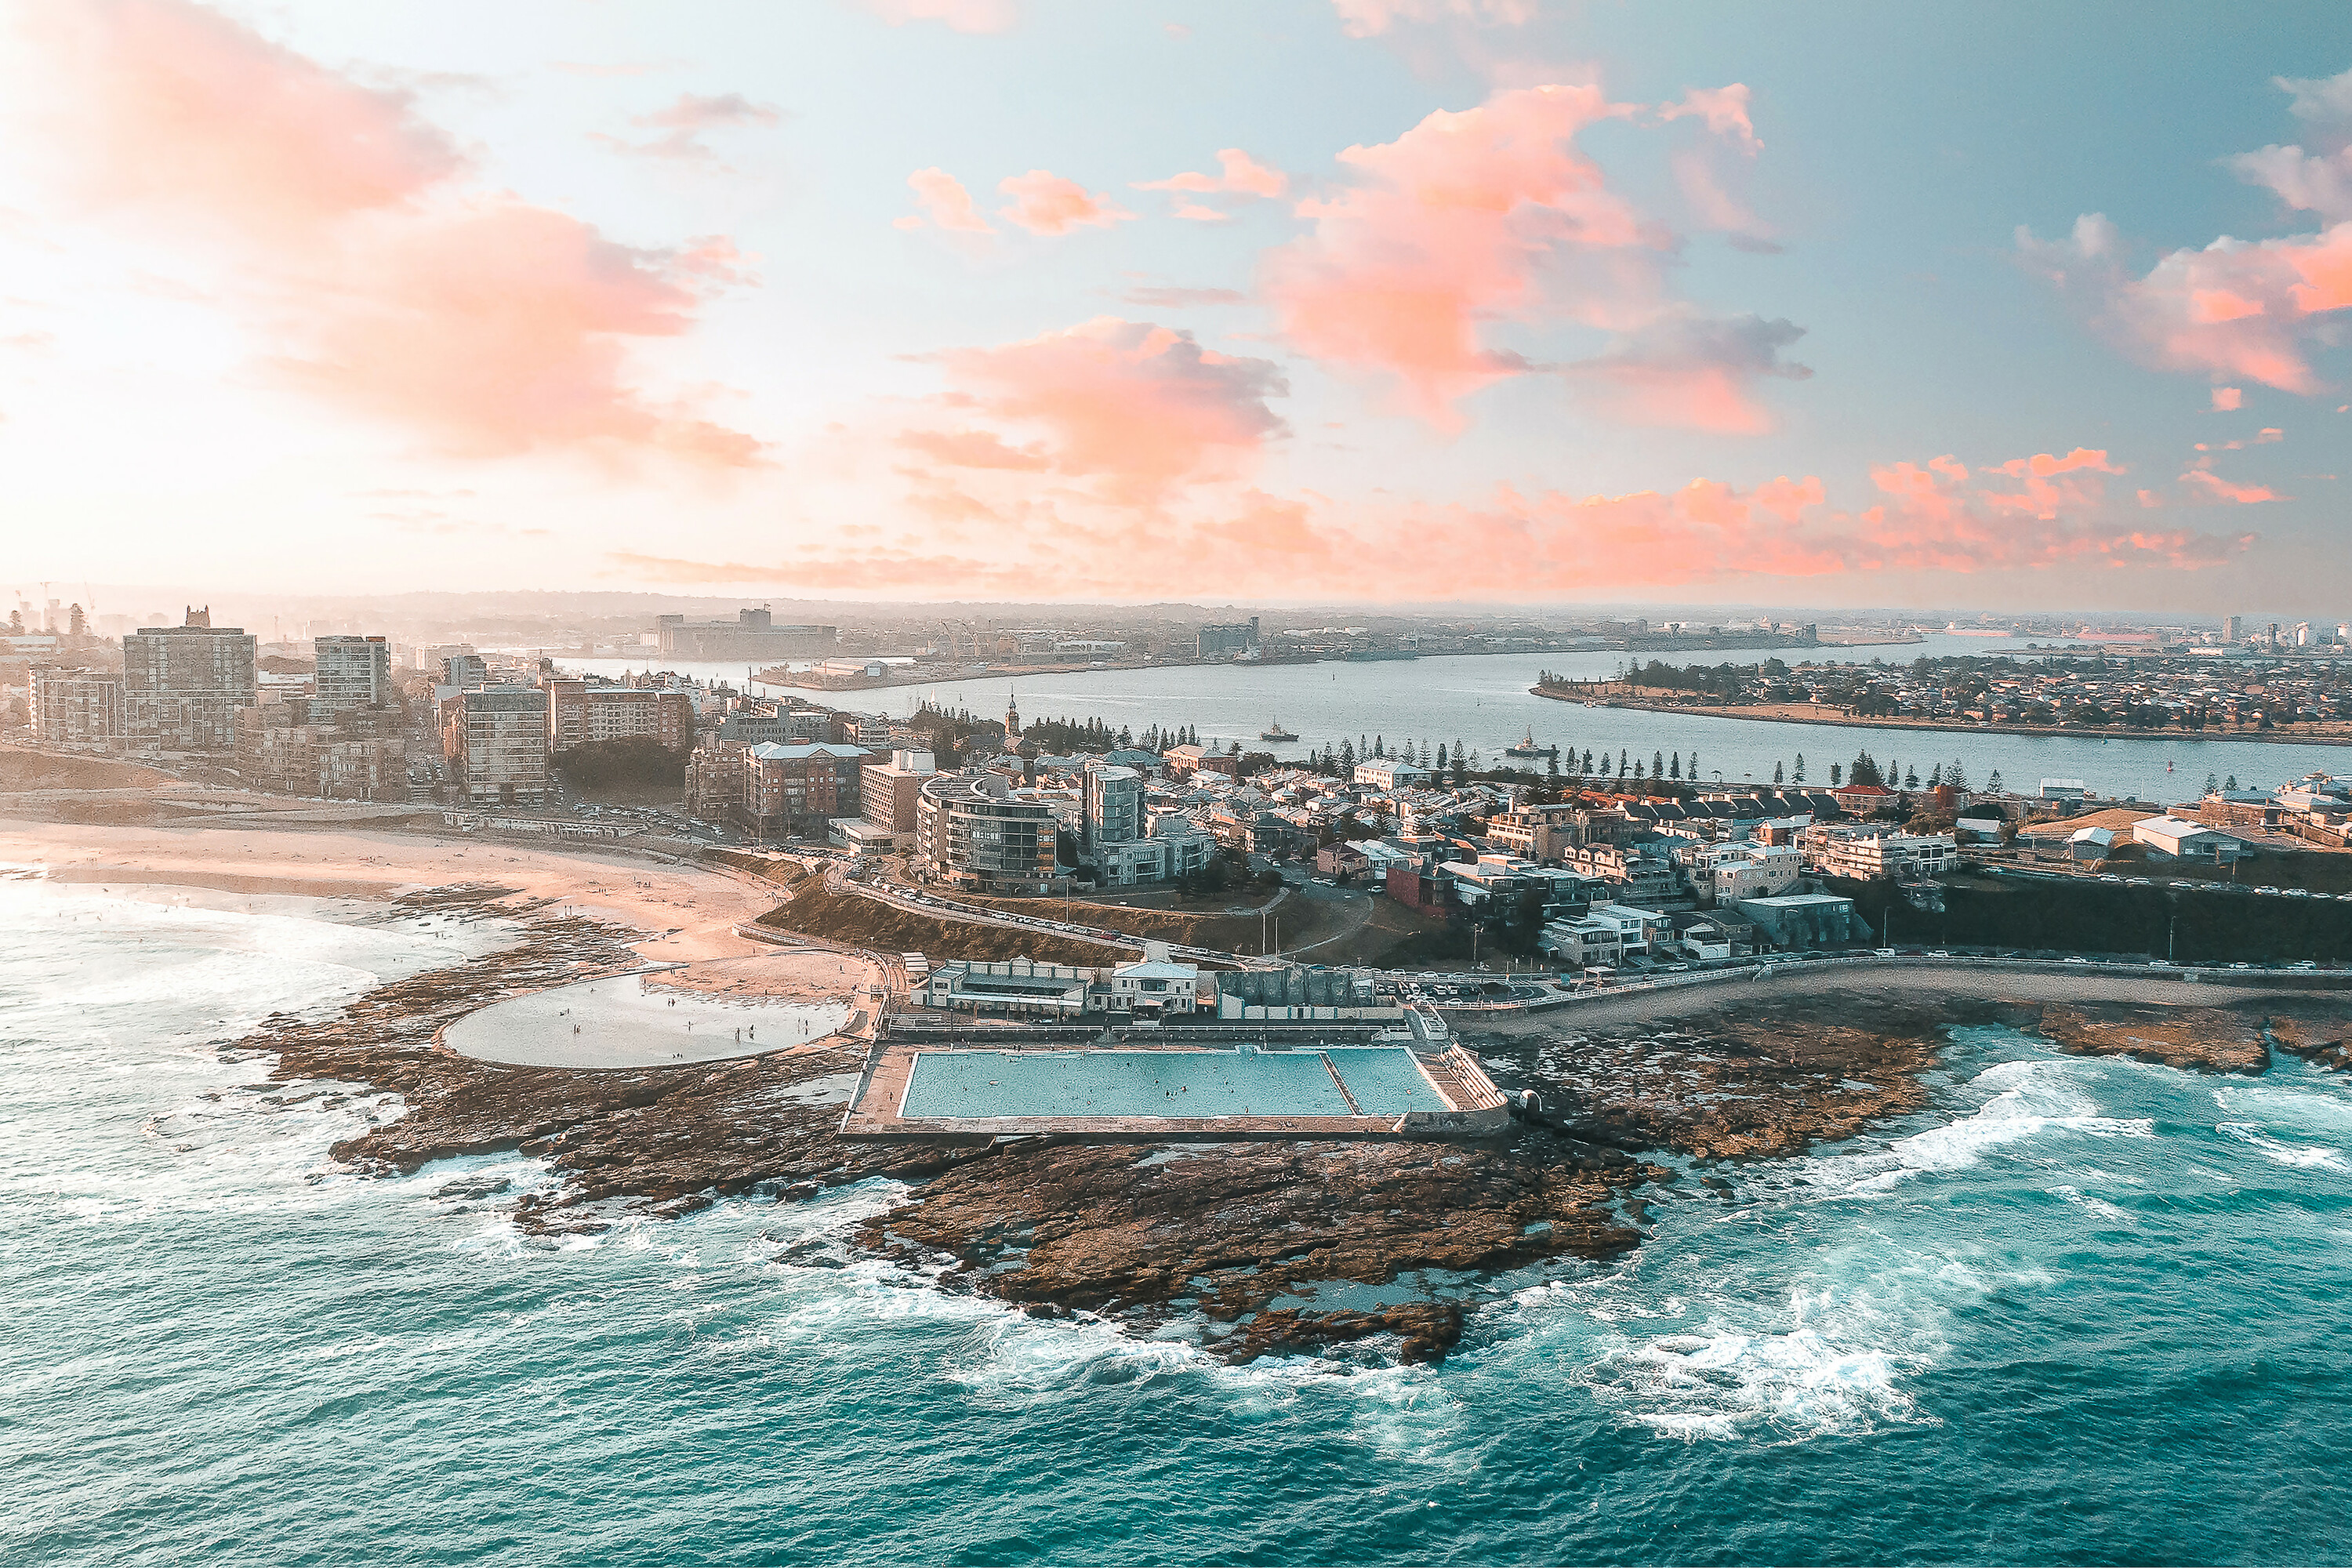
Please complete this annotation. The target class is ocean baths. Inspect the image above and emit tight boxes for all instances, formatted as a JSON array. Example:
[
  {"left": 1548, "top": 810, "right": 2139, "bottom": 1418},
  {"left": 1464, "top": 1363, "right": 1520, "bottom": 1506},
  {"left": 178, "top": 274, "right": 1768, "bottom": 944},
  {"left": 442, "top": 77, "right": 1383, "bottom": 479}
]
[{"left": 842, "top": 1040, "right": 1512, "bottom": 1141}]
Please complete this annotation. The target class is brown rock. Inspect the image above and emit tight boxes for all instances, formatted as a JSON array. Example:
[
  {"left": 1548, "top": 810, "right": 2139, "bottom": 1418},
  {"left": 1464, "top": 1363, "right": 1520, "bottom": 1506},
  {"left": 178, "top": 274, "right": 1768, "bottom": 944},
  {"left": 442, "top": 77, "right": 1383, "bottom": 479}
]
[{"left": 2037, "top": 1004, "right": 2270, "bottom": 1075}]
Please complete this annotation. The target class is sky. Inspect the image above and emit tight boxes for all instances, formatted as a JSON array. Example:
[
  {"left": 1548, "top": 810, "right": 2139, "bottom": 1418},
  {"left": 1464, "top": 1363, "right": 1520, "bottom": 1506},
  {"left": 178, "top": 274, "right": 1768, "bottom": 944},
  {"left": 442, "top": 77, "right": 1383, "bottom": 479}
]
[{"left": 2, "top": 0, "right": 2349, "bottom": 613}]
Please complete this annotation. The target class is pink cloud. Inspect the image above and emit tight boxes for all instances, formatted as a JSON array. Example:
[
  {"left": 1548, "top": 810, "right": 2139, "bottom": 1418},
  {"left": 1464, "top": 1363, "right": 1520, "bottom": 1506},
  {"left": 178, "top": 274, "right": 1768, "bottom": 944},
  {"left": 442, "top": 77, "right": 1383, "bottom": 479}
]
[
  {"left": 1989, "top": 448, "right": 2122, "bottom": 478},
  {"left": 1568, "top": 310, "right": 1809, "bottom": 433},
  {"left": 856, "top": 0, "right": 1017, "bottom": 33},
  {"left": 1137, "top": 148, "right": 1288, "bottom": 219},
  {"left": 924, "top": 316, "right": 1287, "bottom": 502},
  {"left": 2180, "top": 459, "right": 2282, "bottom": 504},
  {"left": 1262, "top": 83, "right": 1646, "bottom": 423},
  {"left": 1263, "top": 82, "right": 1797, "bottom": 430},
  {"left": 2024, "top": 75, "right": 2352, "bottom": 396},
  {"left": 596, "top": 92, "right": 783, "bottom": 162},
  {"left": 1328, "top": 0, "right": 1535, "bottom": 38},
  {"left": 20, "top": 0, "right": 461, "bottom": 238},
  {"left": 18, "top": 0, "right": 759, "bottom": 466},
  {"left": 899, "top": 167, "right": 993, "bottom": 233},
  {"left": 625, "top": 433, "right": 2249, "bottom": 600},
  {"left": 1661, "top": 85, "right": 1761, "bottom": 154},
  {"left": 2024, "top": 216, "right": 2352, "bottom": 394},
  {"left": 2212, "top": 386, "right": 2244, "bottom": 410},
  {"left": 996, "top": 170, "right": 1135, "bottom": 236}
]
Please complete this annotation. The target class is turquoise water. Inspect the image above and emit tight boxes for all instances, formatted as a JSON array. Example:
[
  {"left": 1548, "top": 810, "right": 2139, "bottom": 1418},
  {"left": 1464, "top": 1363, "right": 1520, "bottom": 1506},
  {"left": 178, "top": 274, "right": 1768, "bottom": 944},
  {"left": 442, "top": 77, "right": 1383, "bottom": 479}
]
[
  {"left": 899, "top": 1047, "right": 1446, "bottom": 1120},
  {"left": 9, "top": 881, "right": 2352, "bottom": 1565},
  {"left": 1323, "top": 1047, "right": 1454, "bottom": 1116}
]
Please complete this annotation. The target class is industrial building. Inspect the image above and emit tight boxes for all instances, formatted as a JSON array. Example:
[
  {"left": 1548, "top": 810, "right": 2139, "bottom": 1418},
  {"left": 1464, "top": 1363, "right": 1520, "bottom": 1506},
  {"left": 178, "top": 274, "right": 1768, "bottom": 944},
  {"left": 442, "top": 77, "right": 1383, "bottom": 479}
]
[{"left": 655, "top": 608, "right": 835, "bottom": 660}]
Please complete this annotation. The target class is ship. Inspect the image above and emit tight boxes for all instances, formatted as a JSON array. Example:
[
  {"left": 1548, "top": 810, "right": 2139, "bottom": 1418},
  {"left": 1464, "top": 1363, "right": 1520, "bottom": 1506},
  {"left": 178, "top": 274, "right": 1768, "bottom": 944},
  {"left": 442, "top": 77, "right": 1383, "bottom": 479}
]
[
  {"left": 1504, "top": 726, "right": 1557, "bottom": 759},
  {"left": 1260, "top": 718, "right": 1299, "bottom": 742}
]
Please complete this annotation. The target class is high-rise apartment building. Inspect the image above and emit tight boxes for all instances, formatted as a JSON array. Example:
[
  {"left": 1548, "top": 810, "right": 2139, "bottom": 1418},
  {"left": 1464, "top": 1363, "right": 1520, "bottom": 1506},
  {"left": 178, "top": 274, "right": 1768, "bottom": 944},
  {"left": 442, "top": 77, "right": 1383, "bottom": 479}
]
[
  {"left": 1083, "top": 764, "right": 1145, "bottom": 847},
  {"left": 916, "top": 772, "right": 1058, "bottom": 895},
  {"left": 441, "top": 685, "right": 550, "bottom": 805},
  {"left": 2223, "top": 615, "right": 2244, "bottom": 643},
  {"left": 123, "top": 608, "right": 257, "bottom": 751},
  {"left": 31, "top": 668, "right": 124, "bottom": 745},
  {"left": 313, "top": 634, "right": 392, "bottom": 713},
  {"left": 543, "top": 679, "right": 694, "bottom": 753},
  {"left": 745, "top": 742, "right": 867, "bottom": 831},
  {"left": 859, "top": 748, "right": 937, "bottom": 844}
]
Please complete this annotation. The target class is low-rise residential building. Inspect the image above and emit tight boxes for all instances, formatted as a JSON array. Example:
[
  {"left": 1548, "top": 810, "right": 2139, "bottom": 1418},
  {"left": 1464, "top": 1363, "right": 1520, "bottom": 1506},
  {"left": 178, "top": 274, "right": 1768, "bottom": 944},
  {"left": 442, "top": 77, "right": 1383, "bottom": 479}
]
[
  {"left": 1803, "top": 826, "right": 1955, "bottom": 880},
  {"left": 1163, "top": 743, "right": 1241, "bottom": 779},
  {"left": 1731, "top": 892, "right": 1864, "bottom": 948},
  {"left": 1677, "top": 840, "right": 1803, "bottom": 902},
  {"left": 1352, "top": 758, "right": 1435, "bottom": 791},
  {"left": 920, "top": 946, "right": 1203, "bottom": 1016},
  {"left": 1483, "top": 801, "right": 1581, "bottom": 862},
  {"left": 2131, "top": 815, "right": 2246, "bottom": 862}
]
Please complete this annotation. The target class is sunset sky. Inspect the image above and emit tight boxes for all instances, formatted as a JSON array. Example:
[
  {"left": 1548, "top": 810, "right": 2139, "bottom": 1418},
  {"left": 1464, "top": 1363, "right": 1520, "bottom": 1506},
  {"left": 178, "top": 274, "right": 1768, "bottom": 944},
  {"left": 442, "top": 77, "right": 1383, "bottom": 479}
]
[{"left": 3, "top": 1, "right": 2350, "bottom": 610}]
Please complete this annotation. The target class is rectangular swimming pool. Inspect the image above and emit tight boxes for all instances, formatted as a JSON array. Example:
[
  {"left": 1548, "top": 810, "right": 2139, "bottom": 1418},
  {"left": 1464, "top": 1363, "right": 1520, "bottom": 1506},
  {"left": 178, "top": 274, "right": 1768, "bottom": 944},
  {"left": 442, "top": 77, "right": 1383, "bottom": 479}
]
[{"left": 898, "top": 1046, "right": 1451, "bottom": 1120}]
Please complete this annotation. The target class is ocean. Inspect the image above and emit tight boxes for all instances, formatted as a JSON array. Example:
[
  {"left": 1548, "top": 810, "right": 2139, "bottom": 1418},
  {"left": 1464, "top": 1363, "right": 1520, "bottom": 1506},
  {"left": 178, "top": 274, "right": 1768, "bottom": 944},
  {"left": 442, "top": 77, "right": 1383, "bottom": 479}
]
[
  {"left": 560, "top": 641, "right": 2352, "bottom": 808},
  {"left": 7, "top": 879, "right": 2352, "bottom": 1565}
]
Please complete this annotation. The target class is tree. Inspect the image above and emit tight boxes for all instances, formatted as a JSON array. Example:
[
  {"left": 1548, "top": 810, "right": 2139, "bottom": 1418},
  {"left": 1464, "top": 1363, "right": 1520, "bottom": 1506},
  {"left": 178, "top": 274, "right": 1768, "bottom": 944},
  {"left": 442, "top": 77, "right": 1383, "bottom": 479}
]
[
  {"left": 1947, "top": 760, "right": 1968, "bottom": 791},
  {"left": 1634, "top": 759, "right": 1646, "bottom": 780},
  {"left": 1581, "top": 749, "right": 1595, "bottom": 774},
  {"left": 1669, "top": 751, "right": 1681, "bottom": 780},
  {"left": 1792, "top": 753, "right": 1806, "bottom": 783},
  {"left": 1436, "top": 742, "right": 1447, "bottom": 773},
  {"left": 1904, "top": 765, "right": 1920, "bottom": 789},
  {"left": 1849, "top": 751, "right": 1882, "bottom": 787},
  {"left": 1653, "top": 750, "right": 1664, "bottom": 779},
  {"left": 1831, "top": 762, "right": 1843, "bottom": 786},
  {"left": 1773, "top": 760, "right": 1785, "bottom": 784},
  {"left": 1988, "top": 768, "right": 2004, "bottom": 793},
  {"left": 2205, "top": 773, "right": 2220, "bottom": 795},
  {"left": 2226, "top": 774, "right": 2239, "bottom": 789},
  {"left": 1689, "top": 750, "right": 1700, "bottom": 781},
  {"left": 1927, "top": 763, "right": 1943, "bottom": 787},
  {"left": 1618, "top": 748, "right": 1629, "bottom": 776}
]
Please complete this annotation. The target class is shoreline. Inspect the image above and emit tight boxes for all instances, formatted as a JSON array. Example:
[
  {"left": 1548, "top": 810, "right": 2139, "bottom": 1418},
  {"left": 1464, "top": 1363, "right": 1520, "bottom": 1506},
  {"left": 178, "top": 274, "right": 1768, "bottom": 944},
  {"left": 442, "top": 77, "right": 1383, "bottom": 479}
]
[
  {"left": 18, "top": 808, "right": 2352, "bottom": 1367},
  {"left": 1530, "top": 685, "right": 2352, "bottom": 746},
  {"left": 739, "top": 639, "right": 1929, "bottom": 699}
]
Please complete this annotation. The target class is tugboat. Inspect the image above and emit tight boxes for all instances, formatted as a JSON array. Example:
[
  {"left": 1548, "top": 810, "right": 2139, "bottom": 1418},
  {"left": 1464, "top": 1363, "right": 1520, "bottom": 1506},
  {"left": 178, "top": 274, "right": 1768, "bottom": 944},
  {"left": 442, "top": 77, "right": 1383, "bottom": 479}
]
[
  {"left": 1260, "top": 717, "right": 1299, "bottom": 742},
  {"left": 1504, "top": 725, "right": 1557, "bottom": 759}
]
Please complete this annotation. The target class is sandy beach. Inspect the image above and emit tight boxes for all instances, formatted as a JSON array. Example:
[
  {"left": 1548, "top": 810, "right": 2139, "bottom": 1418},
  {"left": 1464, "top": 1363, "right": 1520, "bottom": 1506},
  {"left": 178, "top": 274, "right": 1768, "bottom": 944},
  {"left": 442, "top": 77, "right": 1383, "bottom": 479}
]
[{"left": 0, "top": 816, "right": 778, "bottom": 964}]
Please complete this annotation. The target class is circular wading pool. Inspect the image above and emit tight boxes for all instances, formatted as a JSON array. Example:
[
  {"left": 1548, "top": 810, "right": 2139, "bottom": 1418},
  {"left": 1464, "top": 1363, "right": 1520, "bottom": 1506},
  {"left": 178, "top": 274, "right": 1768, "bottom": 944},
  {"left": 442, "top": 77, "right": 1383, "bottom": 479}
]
[{"left": 442, "top": 971, "right": 855, "bottom": 1069}]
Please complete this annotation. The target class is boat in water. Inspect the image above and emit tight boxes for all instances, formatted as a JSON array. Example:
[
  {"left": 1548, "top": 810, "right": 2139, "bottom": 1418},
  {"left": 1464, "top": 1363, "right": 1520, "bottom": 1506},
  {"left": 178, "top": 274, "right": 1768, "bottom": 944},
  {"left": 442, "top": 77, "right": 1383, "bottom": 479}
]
[
  {"left": 1504, "top": 726, "right": 1557, "bottom": 759},
  {"left": 1260, "top": 718, "right": 1299, "bottom": 742}
]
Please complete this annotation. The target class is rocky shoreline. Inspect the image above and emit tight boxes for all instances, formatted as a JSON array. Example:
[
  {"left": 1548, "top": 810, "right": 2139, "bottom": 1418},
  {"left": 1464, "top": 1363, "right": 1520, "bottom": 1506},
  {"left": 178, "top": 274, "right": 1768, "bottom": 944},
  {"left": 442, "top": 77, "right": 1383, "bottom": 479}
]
[{"left": 241, "top": 891, "right": 2352, "bottom": 1367}]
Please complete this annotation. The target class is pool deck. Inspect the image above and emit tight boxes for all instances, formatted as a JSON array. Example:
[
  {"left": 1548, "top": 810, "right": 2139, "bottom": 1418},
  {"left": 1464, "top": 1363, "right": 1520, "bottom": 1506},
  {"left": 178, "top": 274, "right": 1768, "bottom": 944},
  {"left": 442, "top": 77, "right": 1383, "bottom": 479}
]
[{"left": 840, "top": 1039, "right": 1513, "bottom": 1142}]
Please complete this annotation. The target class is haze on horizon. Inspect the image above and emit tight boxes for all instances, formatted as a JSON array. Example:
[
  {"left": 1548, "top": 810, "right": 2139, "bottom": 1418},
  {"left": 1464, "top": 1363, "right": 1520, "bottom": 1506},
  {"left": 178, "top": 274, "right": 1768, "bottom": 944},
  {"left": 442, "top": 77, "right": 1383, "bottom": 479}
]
[{"left": 2, "top": 1, "right": 2349, "bottom": 612}]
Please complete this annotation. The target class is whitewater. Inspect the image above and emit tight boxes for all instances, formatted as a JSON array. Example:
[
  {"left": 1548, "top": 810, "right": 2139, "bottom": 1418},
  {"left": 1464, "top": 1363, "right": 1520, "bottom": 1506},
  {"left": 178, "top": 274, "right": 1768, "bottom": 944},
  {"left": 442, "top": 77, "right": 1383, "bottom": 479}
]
[{"left": 6, "top": 881, "right": 2351, "bottom": 1565}]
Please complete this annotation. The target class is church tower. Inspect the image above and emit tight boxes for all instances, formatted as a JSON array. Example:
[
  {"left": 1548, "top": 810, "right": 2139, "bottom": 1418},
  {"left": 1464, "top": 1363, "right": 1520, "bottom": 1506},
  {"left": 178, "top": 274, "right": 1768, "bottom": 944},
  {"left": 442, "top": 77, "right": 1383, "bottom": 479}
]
[{"left": 1004, "top": 689, "right": 1020, "bottom": 751}]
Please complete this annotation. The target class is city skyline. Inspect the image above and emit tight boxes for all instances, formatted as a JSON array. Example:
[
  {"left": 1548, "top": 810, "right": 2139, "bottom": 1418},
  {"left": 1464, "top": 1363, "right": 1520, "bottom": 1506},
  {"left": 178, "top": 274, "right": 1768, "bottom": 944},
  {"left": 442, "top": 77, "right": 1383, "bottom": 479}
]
[{"left": 3, "top": 2, "right": 2350, "bottom": 608}]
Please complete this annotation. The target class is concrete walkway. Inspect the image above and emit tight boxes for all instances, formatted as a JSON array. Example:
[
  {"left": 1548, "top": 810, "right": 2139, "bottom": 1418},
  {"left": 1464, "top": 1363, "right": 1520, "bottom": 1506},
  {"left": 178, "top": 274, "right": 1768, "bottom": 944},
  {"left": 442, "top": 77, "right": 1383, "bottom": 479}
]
[{"left": 1481, "top": 964, "right": 2330, "bottom": 1032}]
